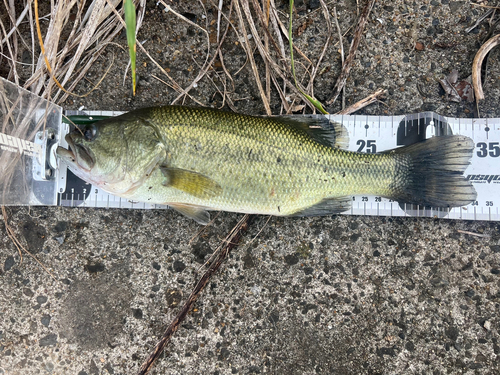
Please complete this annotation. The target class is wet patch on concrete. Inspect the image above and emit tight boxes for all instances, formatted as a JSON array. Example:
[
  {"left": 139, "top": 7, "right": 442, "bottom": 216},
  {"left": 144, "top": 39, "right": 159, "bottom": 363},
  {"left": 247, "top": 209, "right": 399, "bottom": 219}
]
[
  {"left": 59, "top": 263, "right": 133, "bottom": 350},
  {"left": 21, "top": 217, "right": 47, "bottom": 254}
]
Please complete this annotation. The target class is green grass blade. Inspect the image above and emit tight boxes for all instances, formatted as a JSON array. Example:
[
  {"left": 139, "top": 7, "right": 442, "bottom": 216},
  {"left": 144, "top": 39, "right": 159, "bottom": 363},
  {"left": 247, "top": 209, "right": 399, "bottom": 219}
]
[
  {"left": 288, "top": 0, "right": 328, "bottom": 114},
  {"left": 125, "top": 0, "right": 137, "bottom": 95}
]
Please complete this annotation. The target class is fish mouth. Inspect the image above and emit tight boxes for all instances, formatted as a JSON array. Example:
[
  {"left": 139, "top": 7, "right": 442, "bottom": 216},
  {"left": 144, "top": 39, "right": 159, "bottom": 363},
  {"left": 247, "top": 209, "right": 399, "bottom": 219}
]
[{"left": 56, "top": 134, "right": 95, "bottom": 171}]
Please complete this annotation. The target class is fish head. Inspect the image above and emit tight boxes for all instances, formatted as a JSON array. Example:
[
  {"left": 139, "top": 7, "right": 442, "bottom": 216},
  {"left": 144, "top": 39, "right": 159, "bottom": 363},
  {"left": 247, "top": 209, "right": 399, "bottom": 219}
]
[
  {"left": 57, "top": 118, "right": 129, "bottom": 187},
  {"left": 57, "top": 114, "right": 165, "bottom": 194}
]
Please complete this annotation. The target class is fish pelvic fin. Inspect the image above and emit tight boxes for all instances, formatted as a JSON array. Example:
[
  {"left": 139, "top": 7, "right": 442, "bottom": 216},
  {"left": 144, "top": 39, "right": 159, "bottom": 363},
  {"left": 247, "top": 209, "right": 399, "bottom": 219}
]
[
  {"left": 385, "top": 135, "right": 477, "bottom": 207},
  {"left": 161, "top": 167, "right": 222, "bottom": 199},
  {"left": 169, "top": 203, "right": 211, "bottom": 225},
  {"left": 290, "top": 196, "right": 352, "bottom": 217}
]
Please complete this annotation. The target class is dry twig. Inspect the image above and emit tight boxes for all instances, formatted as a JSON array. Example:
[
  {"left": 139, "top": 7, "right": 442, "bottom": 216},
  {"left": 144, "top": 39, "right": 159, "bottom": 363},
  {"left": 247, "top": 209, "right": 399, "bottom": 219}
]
[
  {"left": 137, "top": 214, "right": 253, "bottom": 375},
  {"left": 1, "top": 206, "right": 58, "bottom": 281},
  {"left": 235, "top": 0, "right": 272, "bottom": 115},
  {"left": 326, "top": 0, "right": 376, "bottom": 106},
  {"left": 332, "top": 6, "right": 345, "bottom": 109},
  {"left": 470, "top": 2, "right": 500, "bottom": 10},
  {"left": 472, "top": 33, "right": 500, "bottom": 101},
  {"left": 465, "top": 9, "right": 494, "bottom": 33},
  {"left": 457, "top": 229, "right": 491, "bottom": 238},
  {"left": 336, "top": 88, "right": 386, "bottom": 115},
  {"left": 303, "top": 0, "right": 332, "bottom": 108}
]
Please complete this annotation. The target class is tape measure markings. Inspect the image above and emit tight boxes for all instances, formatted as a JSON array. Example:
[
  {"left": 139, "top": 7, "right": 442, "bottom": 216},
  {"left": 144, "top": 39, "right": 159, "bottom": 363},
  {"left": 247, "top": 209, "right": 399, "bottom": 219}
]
[{"left": 56, "top": 111, "right": 499, "bottom": 221}]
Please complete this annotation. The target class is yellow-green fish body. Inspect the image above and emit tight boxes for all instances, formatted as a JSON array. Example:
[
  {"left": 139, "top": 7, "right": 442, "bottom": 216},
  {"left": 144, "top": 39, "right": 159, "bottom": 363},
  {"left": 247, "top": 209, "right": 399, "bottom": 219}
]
[{"left": 57, "top": 106, "right": 476, "bottom": 224}]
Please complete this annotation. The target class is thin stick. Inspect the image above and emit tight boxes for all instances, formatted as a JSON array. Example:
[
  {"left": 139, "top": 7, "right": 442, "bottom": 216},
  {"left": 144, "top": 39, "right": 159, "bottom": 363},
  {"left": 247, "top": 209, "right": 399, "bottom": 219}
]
[
  {"left": 244, "top": 215, "right": 271, "bottom": 249},
  {"left": 189, "top": 211, "right": 220, "bottom": 245},
  {"left": 216, "top": 0, "right": 223, "bottom": 42},
  {"left": 470, "top": 2, "right": 500, "bottom": 10},
  {"left": 158, "top": 0, "right": 209, "bottom": 39},
  {"left": 264, "top": 0, "right": 271, "bottom": 106},
  {"left": 230, "top": 0, "right": 317, "bottom": 112},
  {"left": 335, "top": 88, "right": 386, "bottom": 115},
  {"left": 268, "top": 0, "right": 289, "bottom": 113},
  {"left": 0, "top": 0, "right": 32, "bottom": 45},
  {"left": 1, "top": 206, "right": 58, "bottom": 281},
  {"left": 249, "top": 0, "right": 289, "bottom": 111},
  {"left": 33, "top": 0, "right": 109, "bottom": 98},
  {"left": 457, "top": 230, "right": 491, "bottom": 238},
  {"left": 0, "top": 14, "right": 20, "bottom": 85},
  {"left": 214, "top": 1, "right": 236, "bottom": 96},
  {"left": 191, "top": 54, "right": 237, "bottom": 111},
  {"left": 168, "top": 0, "right": 232, "bottom": 105},
  {"left": 472, "top": 33, "right": 500, "bottom": 101},
  {"left": 212, "top": 0, "right": 236, "bottom": 99},
  {"left": 269, "top": 0, "right": 286, "bottom": 57},
  {"left": 271, "top": 4, "right": 313, "bottom": 65},
  {"left": 235, "top": 0, "right": 272, "bottom": 115},
  {"left": 0, "top": 51, "right": 35, "bottom": 66},
  {"left": 332, "top": 6, "right": 345, "bottom": 110},
  {"left": 103, "top": 1, "right": 187, "bottom": 98},
  {"left": 28, "top": 0, "right": 35, "bottom": 77},
  {"left": 270, "top": 70, "right": 291, "bottom": 113},
  {"left": 465, "top": 8, "right": 494, "bottom": 33},
  {"left": 296, "top": 0, "right": 336, "bottom": 20},
  {"left": 326, "top": 0, "right": 376, "bottom": 105},
  {"left": 137, "top": 214, "right": 253, "bottom": 375},
  {"left": 305, "top": 0, "right": 332, "bottom": 109}
]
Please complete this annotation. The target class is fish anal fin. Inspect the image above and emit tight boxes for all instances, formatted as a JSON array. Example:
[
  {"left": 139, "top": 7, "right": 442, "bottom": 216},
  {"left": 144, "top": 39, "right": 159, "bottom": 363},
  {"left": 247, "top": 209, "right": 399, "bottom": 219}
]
[
  {"left": 161, "top": 167, "right": 222, "bottom": 199},
  {"left": 290, "top": 196, "right": 351, "bottom": 217},
  {"left": 169, "top": 203, "right": 211, "bottom": 225},
  {"left": 273, "top": 115, "right": 349, "bottom": 150}
]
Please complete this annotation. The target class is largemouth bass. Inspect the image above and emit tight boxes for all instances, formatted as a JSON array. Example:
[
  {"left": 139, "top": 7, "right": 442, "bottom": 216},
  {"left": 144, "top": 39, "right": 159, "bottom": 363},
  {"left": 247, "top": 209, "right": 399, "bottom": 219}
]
[{"left": 56, "top": 106, "right": 476, "bottom": 224}]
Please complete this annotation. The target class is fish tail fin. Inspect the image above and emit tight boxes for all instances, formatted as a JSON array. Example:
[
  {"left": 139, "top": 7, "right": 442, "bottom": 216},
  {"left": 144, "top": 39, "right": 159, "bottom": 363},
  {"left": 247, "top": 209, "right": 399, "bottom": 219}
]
[{"left": 386, "top": 135, "right": 477, "bottom": 207}]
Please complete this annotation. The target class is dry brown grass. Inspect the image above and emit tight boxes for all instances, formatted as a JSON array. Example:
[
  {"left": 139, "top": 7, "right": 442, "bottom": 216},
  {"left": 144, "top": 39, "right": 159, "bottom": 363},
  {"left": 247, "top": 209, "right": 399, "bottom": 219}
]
[
  {"left": 1, "top": 1, "right": 147, "bottom": 102},
  {"left": 0, "top": 0, "right": 347, "bottom": 112}
]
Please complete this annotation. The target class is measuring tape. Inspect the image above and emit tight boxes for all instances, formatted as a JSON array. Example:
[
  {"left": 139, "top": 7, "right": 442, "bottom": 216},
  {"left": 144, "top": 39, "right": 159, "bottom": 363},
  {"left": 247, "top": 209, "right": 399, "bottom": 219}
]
[
  {"left": 2, "top": 76, "right": 497, "bottom": 220},
  {"left": 331, "top": 112, "right": 499, "bottom": 221},
  {"left": 48, "top": 110, "right": 498, "bottom": 221}
]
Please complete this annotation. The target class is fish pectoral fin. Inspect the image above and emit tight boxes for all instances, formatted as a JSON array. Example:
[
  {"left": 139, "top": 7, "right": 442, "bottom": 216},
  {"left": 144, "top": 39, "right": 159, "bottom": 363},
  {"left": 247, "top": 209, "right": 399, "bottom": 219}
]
[
  {"left": 290, "top": 196, "right": 351, "bottom": 217},
  {"left": 161, "top": 167, "right": 222, "bottom": 199},
  {"left": 169, "top": 203, "right": 211, "bottom": 225}
]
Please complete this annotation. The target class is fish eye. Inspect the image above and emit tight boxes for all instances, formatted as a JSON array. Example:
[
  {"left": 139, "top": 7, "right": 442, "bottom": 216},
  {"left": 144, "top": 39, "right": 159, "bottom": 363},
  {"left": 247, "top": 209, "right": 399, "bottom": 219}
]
[{"left": 83, "top": 124, "right": 97, "bottom": 141}]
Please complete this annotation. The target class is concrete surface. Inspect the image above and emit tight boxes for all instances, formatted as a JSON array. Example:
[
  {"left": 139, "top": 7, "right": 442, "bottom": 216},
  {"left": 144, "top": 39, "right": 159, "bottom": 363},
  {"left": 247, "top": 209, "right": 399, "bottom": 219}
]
[{"left": 1, "top": 0, "right": 500, "bottom": 374}]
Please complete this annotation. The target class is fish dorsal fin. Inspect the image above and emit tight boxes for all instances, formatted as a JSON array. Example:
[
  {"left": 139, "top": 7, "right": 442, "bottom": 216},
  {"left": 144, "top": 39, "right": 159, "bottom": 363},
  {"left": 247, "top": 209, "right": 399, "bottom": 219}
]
[
  {"left": 169, "top": 203, "right": 211, "bottom": 225},
  {"left": 273, "top": 115, "right": 349, "bottom": 150},
  {"left": 290, "top": 196, "right": 352, "bottom": 217},
  {"left": 161, "top": 167, "right": 222, "bottom": 199}
]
